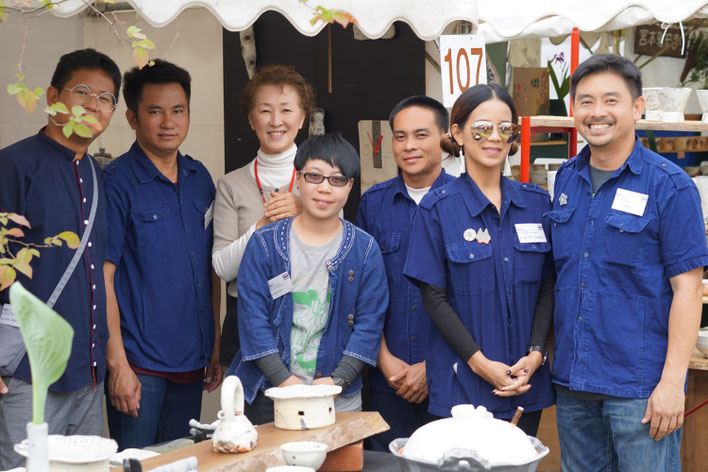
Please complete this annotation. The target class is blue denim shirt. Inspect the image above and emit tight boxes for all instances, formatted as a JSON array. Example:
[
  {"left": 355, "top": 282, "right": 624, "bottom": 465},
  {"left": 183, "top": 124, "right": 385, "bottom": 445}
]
[
  {"left": 227, "top": 217, "right": 388, "bottom": 404},
  {"left": 355, "top": 171, "right": 455, "bottom": 393},
  {"left": 404, "top": 174, "right": 555, "bottom": 418},
  {"left": 0, "top": 131, "right": 108, "bottom": 392},
  {"left": 547, "top": 137, "right": 708, "bottom": 398},
  {"left": 103, "top": 142, "right": 216, "bottom": 372}
]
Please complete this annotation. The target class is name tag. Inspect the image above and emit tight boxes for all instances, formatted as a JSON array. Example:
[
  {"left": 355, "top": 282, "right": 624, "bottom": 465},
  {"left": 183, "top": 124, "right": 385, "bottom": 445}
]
[
  {"left": 268, "top": 271, "right": 293, "bottom": 300},
  {"left": 611, "top": 188, "right": 648, "bottom": 217},
  {"left": 204, "top": 201, "right": 214, "bottom": 230},
  {"left": 0, "top": 305, "right": 18, "bottom": 328},
  {"left": 515, "top": 223, "right": 548, "bottom": 243}
]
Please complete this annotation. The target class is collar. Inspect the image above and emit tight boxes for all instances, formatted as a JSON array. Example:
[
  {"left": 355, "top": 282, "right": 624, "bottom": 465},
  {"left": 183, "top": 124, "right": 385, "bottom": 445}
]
[
  {"left": 394, "top": 169, "right": 451, "bottom": 200},
  {"left": 128, "top": 141, "right": 196, "bottom": 184},
  {"left": 37, "top": 128, "right": 86, "bottom": 161},
  {"left": 458, "top": 172, "right": 527, "bottom": 217},
  {"left": 574, "top": 134, "right": 644, "bottom": 176},
  {"left": 274, "top": 217, "right": 355, "bottom": 271}
]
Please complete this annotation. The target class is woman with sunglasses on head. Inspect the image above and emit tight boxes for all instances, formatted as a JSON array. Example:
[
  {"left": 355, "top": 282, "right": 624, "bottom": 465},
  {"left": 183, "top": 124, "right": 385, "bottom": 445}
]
[
  {"left": 212, "top": 65, "right": 315, "bottom": 370},
  {"left": 403, "top": 84, "right": 555, "bottom": 436}
]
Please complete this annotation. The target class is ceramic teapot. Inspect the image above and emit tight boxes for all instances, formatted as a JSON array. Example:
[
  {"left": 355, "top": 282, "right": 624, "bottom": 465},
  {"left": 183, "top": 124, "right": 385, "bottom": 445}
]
[{"left": 212, "top": 376, "right": 258, "bottom": 453}]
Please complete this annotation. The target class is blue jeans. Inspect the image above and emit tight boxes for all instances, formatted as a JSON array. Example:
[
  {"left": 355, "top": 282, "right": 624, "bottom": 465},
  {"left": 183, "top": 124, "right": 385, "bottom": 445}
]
[
  {"left": 555, "top": 388, "right": 682, "bottom": 472},
  {"left": 106, "top": 373, "right": 202, "bottom": 451},
  {"left": 366, "top": 388, "right": 436, "bottom": 452}
]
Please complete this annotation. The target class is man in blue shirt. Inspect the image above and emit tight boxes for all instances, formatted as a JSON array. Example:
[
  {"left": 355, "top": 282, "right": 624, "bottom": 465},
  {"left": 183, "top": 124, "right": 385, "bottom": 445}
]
[
  {"left": 103, "top": 60, "right": 222, "bottom": 450},
  {"left": 0, "top": 49, "right": 121, "bottom": 469},
  {"left": 356, "top": 96, "right": 455, "bottom": 451},
  {"left": 549, "top": 54, "right": 708, "bottom": 471}
]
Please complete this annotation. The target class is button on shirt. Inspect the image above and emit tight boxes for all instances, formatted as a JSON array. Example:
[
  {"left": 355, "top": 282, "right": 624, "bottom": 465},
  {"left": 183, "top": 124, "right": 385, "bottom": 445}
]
[
  {"left": 0, "top": 130, "right": 107, "bottom": 392},
  {"left": 548, "top": 137, "right": 708, "bottom": 398},
  {"left": 404, "top": 174, "right": 555, "bottom": 418},
  {"left": 103, "top": 142, "right": 215, "bottom": 372},
  {"left": 355, "top": 170, "right": 455, "bottom": 394}
]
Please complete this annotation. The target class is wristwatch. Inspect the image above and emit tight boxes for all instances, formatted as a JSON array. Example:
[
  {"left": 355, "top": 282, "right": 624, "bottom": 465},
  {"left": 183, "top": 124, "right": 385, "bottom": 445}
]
[{"left": 526, "top": 345, "right": 548, "bottom": 366}]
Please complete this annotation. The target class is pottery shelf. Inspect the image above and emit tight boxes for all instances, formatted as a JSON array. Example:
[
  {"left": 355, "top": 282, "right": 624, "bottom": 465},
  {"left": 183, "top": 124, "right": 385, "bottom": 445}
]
[{"left": 518, "top": 116, "right": 708, "bottom": 183}]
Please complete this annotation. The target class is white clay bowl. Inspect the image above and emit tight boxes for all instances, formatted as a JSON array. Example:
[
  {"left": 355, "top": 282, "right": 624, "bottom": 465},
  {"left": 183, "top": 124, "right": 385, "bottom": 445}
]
[
  {"left": 265, "top": 384, "right": 342, "bottom": 430},
  {"left": 14, "top": 435, "right": 117, "bottom": 472},
  {"left": 696, "top": 90, "right": 708, "bottom": 124},
  {"left": 643, "top": 87, "right": 665, "bottom": 121},
  {"left": 281, "top": 441, "right": 328, "bottom": 469},
  {"left": 659, "top": 88, "right": 692, "bottom": 123},
  {"left": 697, "top": 328, "right": 708, "bottom": 358}
]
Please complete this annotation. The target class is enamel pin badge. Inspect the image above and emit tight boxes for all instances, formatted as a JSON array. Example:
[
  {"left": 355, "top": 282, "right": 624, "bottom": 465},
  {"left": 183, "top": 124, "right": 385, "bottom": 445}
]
[
  {"left": 476, "top": 228, "right": 491, "bottom": 244},
  {"left": 559, "top": 193, "right": 568, "bottom": 206},
  {"left": 463, "top": 228, "right": 477, "bottom": 241}
]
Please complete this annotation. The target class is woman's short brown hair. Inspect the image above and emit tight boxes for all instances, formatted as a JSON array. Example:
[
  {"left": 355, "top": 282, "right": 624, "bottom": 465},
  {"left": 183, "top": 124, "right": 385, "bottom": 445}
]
[{"left": 240, "top": 64, "right": 316, "bottom": 119}]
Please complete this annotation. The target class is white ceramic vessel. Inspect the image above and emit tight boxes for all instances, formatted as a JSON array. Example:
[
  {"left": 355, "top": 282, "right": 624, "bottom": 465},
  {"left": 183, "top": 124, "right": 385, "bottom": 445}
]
[
  {"left": 696, "top": 90, "right": 708, "bottom": 124},
  {"left": 14, "top": 434, "right": 117, "bottom": 472},
  {"left": 281, "top": 441, "right": 328, "bottom": 469},
  {"left": 643, "top": 87, "right": 665, "bottom": 121},
  {"left": 212, "top": 376, "right": 258, "bottom": 453},
  {"left": 265, "top": 384, "right": 341, "bottom": 430},
  {"left": 697, "top": 328, "right": 708, "bottom": 358},
  {"left": 659, "top": 88, "right": 692, "bottom": 123}
]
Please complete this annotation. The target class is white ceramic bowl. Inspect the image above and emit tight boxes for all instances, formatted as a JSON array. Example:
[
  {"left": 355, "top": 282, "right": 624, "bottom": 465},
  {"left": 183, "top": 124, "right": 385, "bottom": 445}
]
[
  {"left": 696, "top": 90, "right": 708, "bottom": 124},
  {"left": 697, "top": 328, "right": 708, "bottom": 358},
  {"left": 265, "top": 384, "right": 341, "bottom": 430},
  {"left": 643, "top": 87, "right": 665, "bottom": 121},
  {"left": 14, "top": 435, "right": 118, "bottom": 472},
  {"left": 281, "top": 441, "right": 328, "bottom": 469},
  {"left": 659, "top": 88, "right": 692, "bottom": 123}
]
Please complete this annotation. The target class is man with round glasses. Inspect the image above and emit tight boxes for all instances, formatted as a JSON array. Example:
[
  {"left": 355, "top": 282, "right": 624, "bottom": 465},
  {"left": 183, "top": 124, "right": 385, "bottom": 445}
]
[{"left": 0, "top": 48, "right": 121, "bottom": 469}]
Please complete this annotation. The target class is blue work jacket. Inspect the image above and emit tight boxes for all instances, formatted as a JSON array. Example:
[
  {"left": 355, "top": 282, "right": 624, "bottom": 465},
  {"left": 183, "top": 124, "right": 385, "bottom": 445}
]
[
  {"left": 228, "top": 218, "right": 388, "bottom": 404},
  {"left": 404, "top": 173, "right": 555, "bottom": 418},
  {"left": 355, "top": 170, "right": 456, "bottom": 393},
  {"left": 103, "top": 142, "right": 216, "bottom": 372},
  {"left": 547, "top": 137, "right": 708, "bottom": 398}
]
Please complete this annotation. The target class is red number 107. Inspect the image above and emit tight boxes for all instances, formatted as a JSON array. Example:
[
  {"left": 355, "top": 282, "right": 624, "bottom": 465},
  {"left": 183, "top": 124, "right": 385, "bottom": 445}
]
[{"left": 444, "top": 47, "right": 483, "bottom": 94}]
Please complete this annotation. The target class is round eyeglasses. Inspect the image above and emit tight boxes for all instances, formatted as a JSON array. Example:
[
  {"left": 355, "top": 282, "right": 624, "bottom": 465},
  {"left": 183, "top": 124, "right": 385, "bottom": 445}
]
[
  {"left": 470, "top": 120, "right": 519, "bottom": 144},
  {"left": 301, "top": 172, "right": 350, "bottom": 187},
  {"left": 63, "top": 84, "right": 117, "bottom": 113}
]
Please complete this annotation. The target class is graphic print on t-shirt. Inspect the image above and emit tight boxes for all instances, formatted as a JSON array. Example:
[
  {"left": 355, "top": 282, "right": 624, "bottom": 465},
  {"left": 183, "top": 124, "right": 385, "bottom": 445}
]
[{"left": 291, "top": 289, "right": 331, "bottom": 374}]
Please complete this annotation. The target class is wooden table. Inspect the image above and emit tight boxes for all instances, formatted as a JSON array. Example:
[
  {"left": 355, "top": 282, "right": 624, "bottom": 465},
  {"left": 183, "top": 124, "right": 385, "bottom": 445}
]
[{"left": 122, "top": 411, "right": 388, "bottom": 472}]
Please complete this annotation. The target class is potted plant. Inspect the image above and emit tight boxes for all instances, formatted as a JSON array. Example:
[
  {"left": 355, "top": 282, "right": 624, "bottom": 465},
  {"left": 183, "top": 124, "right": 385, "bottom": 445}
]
[{"left": 547, "top": 52, "right": 570, "bottom": 116}]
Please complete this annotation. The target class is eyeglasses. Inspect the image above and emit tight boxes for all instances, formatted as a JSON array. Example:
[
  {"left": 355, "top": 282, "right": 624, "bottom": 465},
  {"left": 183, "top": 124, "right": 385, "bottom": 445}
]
[
  {"left": 470, "top": 120, "right": 519, "bottom": 144},
  {"left": 301, "top": 172, "right": 350, "bottom": 187},
  {"left": 63, "top": 84, "right": 117, "bottom": 112}
]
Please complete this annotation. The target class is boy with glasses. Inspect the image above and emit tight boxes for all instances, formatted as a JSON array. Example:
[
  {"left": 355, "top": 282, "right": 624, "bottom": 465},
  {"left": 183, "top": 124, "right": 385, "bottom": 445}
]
[{"left": 228, "top": 133, "right": 388, "bottom": 425}]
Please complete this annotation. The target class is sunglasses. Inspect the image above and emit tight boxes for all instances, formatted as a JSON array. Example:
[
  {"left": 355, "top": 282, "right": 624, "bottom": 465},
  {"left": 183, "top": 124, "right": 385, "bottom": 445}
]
[
  {"left": 470, "top": 120, "right": 519, "bottom": 144},
  {"left": 301, "top": 172, "right": 350, "bottom": 187}
]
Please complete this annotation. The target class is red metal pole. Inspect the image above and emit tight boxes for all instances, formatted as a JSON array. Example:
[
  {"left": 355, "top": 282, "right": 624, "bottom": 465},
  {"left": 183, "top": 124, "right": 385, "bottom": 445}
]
[
  {"left": 521, "top": 117, "right": 530, "bottom": 183},
  {"left": 568, "top": 27, "right": 580, "bottom": 158}
]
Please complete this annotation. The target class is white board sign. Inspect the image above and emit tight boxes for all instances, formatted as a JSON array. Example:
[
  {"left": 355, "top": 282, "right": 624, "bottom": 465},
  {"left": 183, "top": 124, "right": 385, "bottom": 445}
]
[{"left": 439, "top": 35, "right": 487, "bottom": 107}]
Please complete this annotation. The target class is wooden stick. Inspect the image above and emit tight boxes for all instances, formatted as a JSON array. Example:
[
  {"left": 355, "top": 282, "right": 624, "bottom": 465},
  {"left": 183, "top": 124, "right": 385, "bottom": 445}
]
[{"left": 510, "top": 406, "right": 524, "bottom": 427}]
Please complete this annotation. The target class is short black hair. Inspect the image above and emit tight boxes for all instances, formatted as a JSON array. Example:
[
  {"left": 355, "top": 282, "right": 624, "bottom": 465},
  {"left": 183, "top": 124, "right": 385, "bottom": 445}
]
[
  {"left": 122, "top": 59, "right": 191, "bottom": 114},
  {"left": 388, "top": 95, "right": 449, "bottom": 133},
  {"left": 570, "top": 54, "right": 642, "bottom": 100},
  {"left": 294, "top": 133, "right": 360, "bottom": 179},
  {"left": 50, "top": 48, "right": 121, "bottom": 100}
]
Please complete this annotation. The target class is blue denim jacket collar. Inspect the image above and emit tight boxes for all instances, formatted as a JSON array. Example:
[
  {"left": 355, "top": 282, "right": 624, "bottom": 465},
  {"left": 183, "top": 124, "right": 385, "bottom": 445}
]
[
  {"left": 573, "top": 135, "right": 644, "bottom": 177},
  {"left": 273, "top": 217, "right": 356, "bottom": 271},
  {"left": 458, "top": 172, "right": 528, "bottom": 219}
]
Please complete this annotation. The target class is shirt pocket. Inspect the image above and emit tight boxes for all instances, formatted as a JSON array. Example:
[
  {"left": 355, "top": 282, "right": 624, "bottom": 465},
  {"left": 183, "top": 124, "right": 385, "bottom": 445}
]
[
  {"left": 378, "top": 233, "right": 401, "bottom": 285},
  {"left": 192, "top": 199, "right": 212, "bottom": 231},
  {"left": 445, "top": 241, "right": 495, "bottom": 294},
  {"left": 546, "top": 207, "right": 575, "bottom": 263},
  {"left": 133, "top": 204, "right": 173, "bottom": 255},
  {"left": 513, "top": 240, "right": 551, "bottom": 285},
  {"left": 602, "top": 213, "right": 650, "bottom": 267}
]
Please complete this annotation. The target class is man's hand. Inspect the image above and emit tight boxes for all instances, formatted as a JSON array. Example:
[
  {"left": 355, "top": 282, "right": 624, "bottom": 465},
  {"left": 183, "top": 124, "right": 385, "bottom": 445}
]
[
  {"left": 642, "top": 379, "right": 685, "bottom": 440},
  {"left": 264, "top": 192, "right": 302, "bottom": 222},
  {"left": 392, "top": 361, "right": 428, "bottom": 404},
  {"left": 312, "top": 376, "right": 336, "bottom": 386},
  {"left": 494, "top": 352, "right": 542, "bottom": 397},
  {"left": 468, "top": 351, "right": 513, "bottom": 391},
  {"left": 204, "top": 341, "right": 224, "bottom": 392},
  {"left": 108, "top": 363, "right": 141, "bottom": 418},
  {"left": 278, "top": 375, "right": 305, "bottom": 388},
  {"left": 378, "top": 351, "right": 409, "bottom": 390},
  {"left": 0, "top": 376, "right": 7, "bottom": 395}
]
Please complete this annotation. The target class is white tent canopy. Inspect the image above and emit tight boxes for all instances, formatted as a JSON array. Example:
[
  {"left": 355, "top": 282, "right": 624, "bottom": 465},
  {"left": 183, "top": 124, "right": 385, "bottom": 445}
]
[{"left": 52, "top": 0, "right": 708, "bottom": 42}]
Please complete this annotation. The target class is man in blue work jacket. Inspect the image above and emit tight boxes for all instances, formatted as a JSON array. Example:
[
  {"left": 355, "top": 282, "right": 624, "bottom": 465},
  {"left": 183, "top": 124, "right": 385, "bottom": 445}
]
[
  {"left": 548, "top": 54, "right": 708, "bottom": 471},
  {"left": 356, "top": 96, "right": 455, "bottom": 451},
  {"left": 102, "top": 60, "right": 222, "bottom": 450}
]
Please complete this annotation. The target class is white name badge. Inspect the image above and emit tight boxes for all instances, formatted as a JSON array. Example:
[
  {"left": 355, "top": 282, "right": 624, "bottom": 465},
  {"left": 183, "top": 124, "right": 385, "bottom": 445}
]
[
  {"left": 611, "top": 188, "right": 648, "bottom": 217},
  {"left": 0, "top": 304, "right": 18, "bottom": 328},
  {"left": 515, "top": 223, "right": 548, "bottom": 243},
  {"left": 268, "top": 271, "right": 293, "bottom": 300},
  {"left": 204, "top": 200, "right": 214, "bottom": 230}
]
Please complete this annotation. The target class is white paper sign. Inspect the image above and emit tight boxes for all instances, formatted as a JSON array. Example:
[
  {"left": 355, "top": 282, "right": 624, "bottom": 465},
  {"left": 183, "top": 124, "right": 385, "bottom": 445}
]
[
  {"left": 0, "top": 304, "right": 18, "bottom": 327},
  {"left": 515, "top": 223, "right": 548, "bottom": 243},
  {"left": 611, "top": 188, "right": 648, "bottom": 217},
  {"left": 268, "top": 271, "right": 293, "bottom": 299},
  {"left": 439, "top": 35, "right": 488, "bottom": 107}
]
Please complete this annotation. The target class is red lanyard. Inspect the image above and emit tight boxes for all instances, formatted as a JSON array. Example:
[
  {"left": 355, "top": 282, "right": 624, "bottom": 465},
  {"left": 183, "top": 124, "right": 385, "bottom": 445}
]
[{"left": 254, "top": 160, "right": 297, "bottom": 204}]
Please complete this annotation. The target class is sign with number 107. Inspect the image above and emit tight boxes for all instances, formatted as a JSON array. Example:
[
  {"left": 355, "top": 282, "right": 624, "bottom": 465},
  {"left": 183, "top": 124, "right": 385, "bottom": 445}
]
[{"left": 439, "top": 35, "right": 487, "bottom": 108}]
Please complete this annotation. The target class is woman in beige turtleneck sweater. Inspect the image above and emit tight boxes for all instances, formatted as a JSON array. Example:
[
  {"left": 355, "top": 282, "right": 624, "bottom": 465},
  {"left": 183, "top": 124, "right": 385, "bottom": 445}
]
[{"left": 212, "top": 65, "right": 315, "bottom": 368}]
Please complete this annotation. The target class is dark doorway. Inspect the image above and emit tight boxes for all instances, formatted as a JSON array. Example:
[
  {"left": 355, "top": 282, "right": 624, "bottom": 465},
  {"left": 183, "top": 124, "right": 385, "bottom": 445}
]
[{"left": 223, "top": 12, "right": 426, "bottom": 219}]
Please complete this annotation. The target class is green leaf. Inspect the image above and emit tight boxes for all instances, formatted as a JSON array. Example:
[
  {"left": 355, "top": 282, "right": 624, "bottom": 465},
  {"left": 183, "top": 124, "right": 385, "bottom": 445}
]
[
  {"left": 18, "top": 89, "right": 38, "bottom": 113},
  {"left": 13, "top": 247, "right": 33, "bottom": 278},
  {"left": 15, "top": 72, "right": 25, "bottom": 81},
  {"left": 9, "top": 282, "right": 74, "bottom": 423},
  {"left": 131, "top": 39, "right": 155, "bottom": 50},
  {"left": 7, "top": 213, "right": 30, "bottom": 228},
  {"left": 7, "top": 83, "right": 26, "bottom": 95},
  {"left": 33, "top": 87, "right": 44, "bottom": 98},
  {"left": 132, "top": 46, "right": 150, "bottom": 69},
  {"left": 57, "top": 231, "right": 80, "bottom": 249},
  {"left": 0, "top": 217, "right": 7, "bottom": 226},
  {"left": 127, "top": 26, "right": 146, "bottom": 39},
  {"left": 71, "top": 105, "right": 85, "bottom": 118},
  {"left": 0, "top": 265, "right": 15, "bottom": 291},
  {"left": 81, "top": 114, "right": 101, "bottom": 130},
  {"left": 62, "top": 123, "right": 74, "bottom": 138},
  {"left": 0, "top": 6, "right": 8, "bottom": 22},
  {"left": 28, "top": 249, "right": 40, "bottom": 257},
  {"left": 73, "top": 123, "right": 92, "bottom": 138}
]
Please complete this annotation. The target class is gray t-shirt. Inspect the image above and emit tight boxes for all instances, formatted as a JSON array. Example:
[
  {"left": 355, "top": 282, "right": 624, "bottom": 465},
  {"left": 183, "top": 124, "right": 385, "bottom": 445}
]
[
  {"left": 289, "top": 226, "right": 361, "bottom": 411},
  {"left": 589, "top": 164, "right": 615, "bottom": 195}
]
